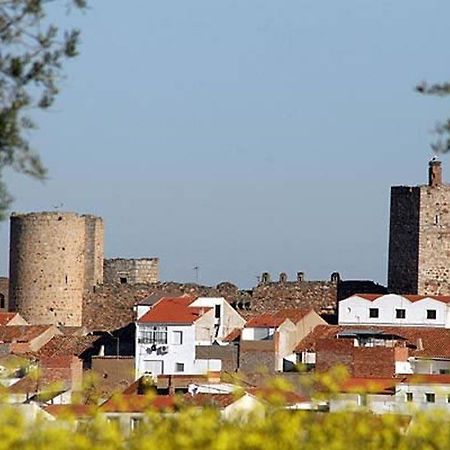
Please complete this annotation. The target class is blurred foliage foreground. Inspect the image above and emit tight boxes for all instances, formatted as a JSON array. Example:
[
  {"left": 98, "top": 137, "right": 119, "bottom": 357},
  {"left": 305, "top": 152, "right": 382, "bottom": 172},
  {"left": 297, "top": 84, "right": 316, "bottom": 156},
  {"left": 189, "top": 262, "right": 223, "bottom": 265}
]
[
  {"left": 2, "top": 399, "right": 450, "bottom": 450},
  {"left": 1, "top": 368, "right": 450, "bottom": 450}
]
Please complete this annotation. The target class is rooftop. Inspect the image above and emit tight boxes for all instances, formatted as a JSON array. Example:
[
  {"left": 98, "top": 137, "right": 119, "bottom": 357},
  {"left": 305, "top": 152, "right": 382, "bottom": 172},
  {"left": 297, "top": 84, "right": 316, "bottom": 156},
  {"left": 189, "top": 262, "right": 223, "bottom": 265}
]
[
  {"left": 354, "top": 293, "right": 450, "bottom": 304},
  {"left": 295, "top": 325, "right": 450, "bottom": 359},
  {"left": 138, "top": 296, "right": 211, "bottom": 325}
]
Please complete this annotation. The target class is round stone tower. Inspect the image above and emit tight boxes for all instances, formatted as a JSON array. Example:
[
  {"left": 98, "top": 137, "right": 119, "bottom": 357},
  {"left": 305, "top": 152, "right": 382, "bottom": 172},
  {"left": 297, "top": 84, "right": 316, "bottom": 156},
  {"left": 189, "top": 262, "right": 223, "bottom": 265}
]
[{"left": 9, "top": 211, "right": 104, "bottom": 326}]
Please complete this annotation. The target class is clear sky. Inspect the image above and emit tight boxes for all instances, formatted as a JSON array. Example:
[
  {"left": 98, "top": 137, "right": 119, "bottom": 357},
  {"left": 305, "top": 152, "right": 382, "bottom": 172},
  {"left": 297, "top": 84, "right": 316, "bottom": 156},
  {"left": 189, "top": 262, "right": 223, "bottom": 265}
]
[{"left": 1, "top": 0, "right": 450, "bottom": 287}]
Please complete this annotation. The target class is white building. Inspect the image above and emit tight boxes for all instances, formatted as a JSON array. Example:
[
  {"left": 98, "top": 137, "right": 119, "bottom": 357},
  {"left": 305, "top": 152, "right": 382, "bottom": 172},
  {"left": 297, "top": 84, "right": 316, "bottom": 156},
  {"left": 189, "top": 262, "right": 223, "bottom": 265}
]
[
  {"left": 338, "top": 294, "right": 450, "bottom": 328},
  {"left": 135, "top": 295, "right": 245, "bottom": 378},
  {"left": 241, "top": 309, "right": 326, "bottom": 372},
  {"left": 329, "top": 375, "right": 450, "bottom": 414}
]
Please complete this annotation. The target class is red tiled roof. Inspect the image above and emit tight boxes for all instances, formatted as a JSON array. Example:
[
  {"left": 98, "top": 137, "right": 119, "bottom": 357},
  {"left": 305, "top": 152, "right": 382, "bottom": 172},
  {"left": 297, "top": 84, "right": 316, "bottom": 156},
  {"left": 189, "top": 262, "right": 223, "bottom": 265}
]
[
  {"left": 0, "top": 325, "right": 53, "bottom": 343},
  {"left": 273, "top": 308, "right": 313, "bottom": 323},
  {"left": 39, "top": 356, "right": 77, "bottom": 368},
  {"left": 338, "top": 377, "right": 397, "bottom": 394},
  {"left": 402, "top": 374, "right": 450, "bottom": 385},
  {"left": 295, "top": 324, "right": 450, "bottom": 359},
  {"left": 0, "top": 313, "right": 20, "bottom": 326},
  {"left": 45, "top": 404, "right": 94, "bottom": 418},
  {"left": 36, "top": 336, "right": 100, "bottom": 358},
  {"left": 8, "top": 370, "right": 70, "bottom": 395},
  {"left": 101, "top": 394, "right": 175, "bottom": 413},
  {"left": 248, "top": 387, "right": 309, "bottom": 405},
  {"left": 355, "top": 294, "right": 450, "bottom": 303},
  {"left": 245, "top": 314, "right": 287, "bottom": 328},
  {"left": 223, "top": 328, "right": 241, "bottom": 342},
  {"left": 183, "top": 393, "right": 238, "bottom": 408},
  {"left": 138, "top": 296, "right": 211, "bottom": 324}
]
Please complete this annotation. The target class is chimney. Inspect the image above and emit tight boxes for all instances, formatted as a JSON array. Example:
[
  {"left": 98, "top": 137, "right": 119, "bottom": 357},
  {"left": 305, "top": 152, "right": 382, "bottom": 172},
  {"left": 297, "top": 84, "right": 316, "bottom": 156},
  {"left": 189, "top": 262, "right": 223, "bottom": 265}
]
[
  {"left": 429, "top": 159, "right": 443, "bottom": 187},
  {"left": 416, "top": 338, "right": 424, "bottom": 352}
]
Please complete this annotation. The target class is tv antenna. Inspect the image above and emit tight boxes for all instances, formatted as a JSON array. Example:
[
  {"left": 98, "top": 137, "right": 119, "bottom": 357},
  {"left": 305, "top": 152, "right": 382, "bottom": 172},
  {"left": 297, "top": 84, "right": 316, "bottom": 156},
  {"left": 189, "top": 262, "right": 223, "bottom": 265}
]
[{"left": 193, "top": 266, "right": 199, "bottom": 283}]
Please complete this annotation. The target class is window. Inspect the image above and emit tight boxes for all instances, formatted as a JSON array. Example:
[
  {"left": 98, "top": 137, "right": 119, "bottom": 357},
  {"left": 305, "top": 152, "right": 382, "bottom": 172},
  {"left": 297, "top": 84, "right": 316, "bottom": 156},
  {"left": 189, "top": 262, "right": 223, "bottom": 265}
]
[
  {"left": 406, "top": 392, "right": 413, "bottom": 402},
  {"left": 172, "top": 331, "right": 183, "bottom": 345},
  {"left": 215, "top": 304, "right": 221, "bottom": 319},
  {"left": 107, "top": 417, "right": 121, "bottom": 428},
  {"left": 120, "top": 277, "right": 128, "bottom": 284},
  {"left": 131, "top": 417, "right": 143, "bottom": 431},
  {"left": 175, "top": 363, "right": 184, "bottom": 373},
  {"left": 425, "top": 393, "right": 436, "bottom": 403},
  {"left": 427, "top": 310, "right": 437, "bottom": 320},
  {"left": 396, "top": 309, "right": 406, "bottom": 319},
  {"left": 439, "top": 369, "right": 450, "bottom": 375},
  {"left": 0, "top": 294, "right": 5, "bottom": 309},
  {"left": 138, "top": 326, "right": 167, "bottom": 344},
  {"left": 369, "top": 308, "right": 379, "bottom": 318},
  {"left": 447, "top": 394, "right": 450, "bottom": 404}
]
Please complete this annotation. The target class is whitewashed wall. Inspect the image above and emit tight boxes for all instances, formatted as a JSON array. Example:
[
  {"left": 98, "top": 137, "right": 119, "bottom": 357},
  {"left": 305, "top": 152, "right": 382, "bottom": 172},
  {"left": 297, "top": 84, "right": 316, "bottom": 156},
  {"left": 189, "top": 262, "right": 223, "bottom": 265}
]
[{"left": 339, "top": 294, "right": 450, "bottom": 327}]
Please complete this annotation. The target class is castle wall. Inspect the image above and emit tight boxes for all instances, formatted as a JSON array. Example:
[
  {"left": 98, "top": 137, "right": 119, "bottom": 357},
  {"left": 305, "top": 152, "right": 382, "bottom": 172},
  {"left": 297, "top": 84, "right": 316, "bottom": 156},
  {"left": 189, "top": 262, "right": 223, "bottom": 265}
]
[
  {"left": 0, "top": 277, "right": 8, "bottom": 311},
  {"left": 418, "top": 185, "right": 450, "bottom": 295},
  {"left": 9, "top": 212, "right": 103, "bottom": 326},
  {"left": 387, "top": 186, "right": 421, "bottom": 294},
  {"left": 250, "top": 278, "right": 338, "bottom": 316},
  {"left": 103, "top": 258, "right": 159, "bottom": 285},
  {"left": 83, "top": 215, "right": 104, "bottom": 291}
]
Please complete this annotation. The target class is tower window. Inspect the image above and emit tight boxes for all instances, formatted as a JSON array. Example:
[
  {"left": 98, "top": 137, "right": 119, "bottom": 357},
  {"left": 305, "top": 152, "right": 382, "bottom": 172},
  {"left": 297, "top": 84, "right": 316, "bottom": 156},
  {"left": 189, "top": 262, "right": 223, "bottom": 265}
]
[
  {"left": 120, "top": 277, "right": 128, "bottom": 284},
  {"left": 0, "top": 294, "right": 5, "bottom": 309},
  {"left": 435, "top": 214, "right": 440, "bottom": 225},
  {"left": 427, "top": 310, "right": 437, "bottom": 320},
  {"left": 396, "top": 309, "right": 406, "bottom": 319},
  {"left": 369, "top": 308, "right": 379, "bottom": 318}
]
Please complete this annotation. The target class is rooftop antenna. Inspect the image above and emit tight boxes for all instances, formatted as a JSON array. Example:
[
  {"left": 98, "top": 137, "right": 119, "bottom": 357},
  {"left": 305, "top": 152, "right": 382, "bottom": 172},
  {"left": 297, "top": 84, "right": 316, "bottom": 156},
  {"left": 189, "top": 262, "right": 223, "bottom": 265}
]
[{"left": 193, "top": 266, "right": 199, "bottom": 284}]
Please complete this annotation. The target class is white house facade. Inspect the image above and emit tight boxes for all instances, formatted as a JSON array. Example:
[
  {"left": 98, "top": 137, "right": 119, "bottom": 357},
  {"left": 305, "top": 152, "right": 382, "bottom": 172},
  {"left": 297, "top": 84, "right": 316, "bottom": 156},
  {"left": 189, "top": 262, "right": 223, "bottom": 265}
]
[
  {"left": 338, "top": 294, "right": 450, "bottom": 328},
  {"left": 135, "top": 296, "right": 245, "bottom": 378}
]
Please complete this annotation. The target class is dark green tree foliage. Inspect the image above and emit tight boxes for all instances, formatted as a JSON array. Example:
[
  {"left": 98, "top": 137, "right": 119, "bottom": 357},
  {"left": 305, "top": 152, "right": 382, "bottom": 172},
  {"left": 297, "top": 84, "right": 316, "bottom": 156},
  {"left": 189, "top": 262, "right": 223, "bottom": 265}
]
[
  {"left": 416, "top": 81, "right": 450, "bottom": 154},
  {"left": 0, "top": 0, "right": 86, "bottom": 219}
]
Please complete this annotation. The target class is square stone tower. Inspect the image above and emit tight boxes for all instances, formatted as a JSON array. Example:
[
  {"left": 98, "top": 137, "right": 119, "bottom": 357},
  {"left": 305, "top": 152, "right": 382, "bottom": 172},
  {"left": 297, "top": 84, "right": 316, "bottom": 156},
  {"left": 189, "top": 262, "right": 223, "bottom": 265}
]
[{"left": 388, "top": 159, "right": 450, "bottom": 295}]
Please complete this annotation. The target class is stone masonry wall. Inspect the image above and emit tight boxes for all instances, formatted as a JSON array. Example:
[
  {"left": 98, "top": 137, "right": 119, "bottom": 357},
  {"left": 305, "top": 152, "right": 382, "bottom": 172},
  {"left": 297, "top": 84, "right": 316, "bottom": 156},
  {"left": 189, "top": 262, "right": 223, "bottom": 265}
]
[
  {"left": 9, "top": 211, "right": 103, "bottom": 327},
  {"left": 387, "top": 186, "right": 421, "bottom": 294},
  {"left": 104, "top": 258, "right": 159, "bottom": 285},
  {"left": 9, "top": 212, "right": 86, "bottom": 326},
  {"left": 83, "top": 215, "right": 104, "bottom": 291},
  {"left": 418, "top": 185, "right": 450, "bottom": 295},
  {"left": 0, "top": 277, "right": 8, "bottom": 311},
  {"left": 249, "top": 279, "right": 338, "bottom": 316}
]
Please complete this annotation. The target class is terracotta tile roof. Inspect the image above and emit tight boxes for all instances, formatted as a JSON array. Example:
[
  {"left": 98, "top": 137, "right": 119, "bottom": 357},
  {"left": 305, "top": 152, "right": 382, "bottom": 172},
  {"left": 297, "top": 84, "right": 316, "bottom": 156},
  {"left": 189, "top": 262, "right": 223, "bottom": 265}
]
[
  {"left": 273, "top": 308, "right": 313, "bottom": 323},
  {"left": 36, "top": 336, "right": 100, "bottom": 358},
  {"left": 45, "top": 404, "right": 95, "bottom": 418},
  {"left": 0, "top": 325, "right": 53, "bottom": 343},
  {"left": 338, "top": 377, "right": 397, "bottom": 394},
  {"left": 248, "top": 387, "right": 309, "bottom": 405},
  {"left": 138, "top": 296, "right": 211, "bottom": 324},
  {"left": 245, "top": 314, "right": 287, "bottom": 328},
  {"left": 183, "top": 393, "right": 238, "bottom": 408},
  {"left": 0, "top": 313, "right": 21, "bottom": 326},
  {"left": 223, "top": 328, "right": 241, "bottom": 342},
  {"left": 101, "top": 394, "right": 175, "bottom": 413},
  {"left": 295, "top": 324, "right": 450, "bottom": 359},
  {"left": 9, "top": 370, "right": 71, "bottom": 395},
  {"left": 355, "top": 294, "right": 450, "bottom": 303},
  {"left": 39, "top": 356, "right": 77, "bottom": 368},
  {"left": 402, "top": 374, "right": 450, "bottom": 385}
]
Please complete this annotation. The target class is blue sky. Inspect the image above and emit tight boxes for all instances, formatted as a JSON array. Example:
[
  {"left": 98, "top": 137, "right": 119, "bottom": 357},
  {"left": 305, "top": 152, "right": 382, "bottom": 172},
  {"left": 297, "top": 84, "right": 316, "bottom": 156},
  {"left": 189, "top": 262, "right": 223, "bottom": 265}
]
[{"left": 2, "top": 0, "right": 450, "bottom": 287}]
